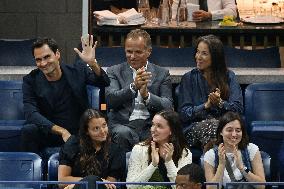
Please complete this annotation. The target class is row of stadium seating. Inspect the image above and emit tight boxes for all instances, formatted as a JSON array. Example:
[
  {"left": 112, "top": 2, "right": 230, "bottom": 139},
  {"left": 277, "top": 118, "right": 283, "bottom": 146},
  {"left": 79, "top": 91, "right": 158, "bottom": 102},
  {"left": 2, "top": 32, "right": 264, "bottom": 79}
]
[
  {"left": 0, "top": 39, "right": 281, "bottom": 68},
  {"left": 0, "top": 80, "right": 283, "bottom": 181}
]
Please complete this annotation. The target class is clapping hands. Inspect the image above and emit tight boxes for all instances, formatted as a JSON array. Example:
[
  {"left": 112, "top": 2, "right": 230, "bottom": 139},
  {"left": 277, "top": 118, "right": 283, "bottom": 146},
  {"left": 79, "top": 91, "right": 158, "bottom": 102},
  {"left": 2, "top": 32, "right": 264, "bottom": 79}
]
[
  {"left": 151, "top": 141, "right": 174, "bottom": 167},
  {"left": 205, "top": 88, "right": 221, "bottom": 109}
]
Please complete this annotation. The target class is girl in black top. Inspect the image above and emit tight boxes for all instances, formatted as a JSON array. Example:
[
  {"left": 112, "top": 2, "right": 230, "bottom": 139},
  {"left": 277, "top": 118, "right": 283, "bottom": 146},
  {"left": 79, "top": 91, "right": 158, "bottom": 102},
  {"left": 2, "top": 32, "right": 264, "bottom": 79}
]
[{"left": 58, "top": 109, "right": 125, "bottom": 189}]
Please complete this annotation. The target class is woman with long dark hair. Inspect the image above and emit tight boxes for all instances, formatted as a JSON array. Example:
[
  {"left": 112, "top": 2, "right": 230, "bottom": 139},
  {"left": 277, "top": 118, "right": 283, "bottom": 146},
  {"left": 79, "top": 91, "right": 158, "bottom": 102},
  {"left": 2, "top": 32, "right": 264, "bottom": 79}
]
[
  {"left": 178, "top": 34, "right": 243, "bottom": 149},
  {"left": 204, "top": 111, "right": 265, "bottom": 189},
  {"left": 126, "top": 110, "right": 192, "bottom": 188},
  {"left": 58, "top": 109, "right": 125, "bottom": 189}
]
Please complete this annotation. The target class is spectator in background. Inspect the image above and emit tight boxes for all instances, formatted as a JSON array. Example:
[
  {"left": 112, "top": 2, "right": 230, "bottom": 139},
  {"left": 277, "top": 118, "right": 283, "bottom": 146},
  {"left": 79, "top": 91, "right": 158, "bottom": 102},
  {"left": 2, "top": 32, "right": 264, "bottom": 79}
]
[
  {"left": 126, "top": 110, "right": 192, "bottom": 188},
  {"left": 58, "top": 109, "right": 125, "bottom": 189},
  {"left": 204, "top": 111, "right": 265, "bottom": 189},
  {"left": 178, "top": 34, "right": 243, "bottom": 150},
  {"left": 105, "top": 29, "right": 173, "bottom": 152},
  {"left": 176, "top": 163, "right": 205, "bottom": 189},
  {"left": 171, "top": 0, "right": 237, "bottom": 21},
  {"left": 21, "top": 35, "right": 110, "bottom": 153}
]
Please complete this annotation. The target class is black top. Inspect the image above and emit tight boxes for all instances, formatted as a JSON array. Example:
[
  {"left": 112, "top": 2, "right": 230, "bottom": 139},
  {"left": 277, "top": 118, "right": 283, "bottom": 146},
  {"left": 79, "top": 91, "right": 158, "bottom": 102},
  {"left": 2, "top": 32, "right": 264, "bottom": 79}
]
[
  {"left": 59, "top": 135, "right": 126, "bottom": 180},
  {"left": 48, "top": 74, "right": 82, "bottom": 134}
]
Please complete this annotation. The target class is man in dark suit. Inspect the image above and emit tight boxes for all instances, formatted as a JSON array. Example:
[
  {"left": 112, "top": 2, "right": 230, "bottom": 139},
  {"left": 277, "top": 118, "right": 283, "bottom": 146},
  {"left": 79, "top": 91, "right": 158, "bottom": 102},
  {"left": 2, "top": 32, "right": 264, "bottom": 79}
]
[
  {"left": 105, "top": 29, "right": 173, "bottom": 152},
  {"left": 21, "top": 35, "right": 110, "bottom": 153}
]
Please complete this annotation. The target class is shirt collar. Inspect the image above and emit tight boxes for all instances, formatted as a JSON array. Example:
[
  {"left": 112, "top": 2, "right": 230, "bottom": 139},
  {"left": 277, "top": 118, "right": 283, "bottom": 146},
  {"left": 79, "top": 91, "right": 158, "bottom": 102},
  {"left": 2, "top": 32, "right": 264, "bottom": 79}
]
[{"left": 130, "top": 61, "right": 149, "bottom": 73}]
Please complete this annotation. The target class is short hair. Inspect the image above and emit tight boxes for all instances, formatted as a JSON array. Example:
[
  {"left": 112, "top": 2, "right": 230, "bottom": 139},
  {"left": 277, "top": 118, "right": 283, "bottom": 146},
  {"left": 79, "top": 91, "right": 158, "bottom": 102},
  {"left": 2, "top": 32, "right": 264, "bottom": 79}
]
[
  {"left": 177, "top": 163, "right": 205, "bottom": 184},
  {"left": 126, "top": 29, "right": 152, "bottom": 49},
  {"left": 32, "top": 37, "right": 58, "bottom": 57}
]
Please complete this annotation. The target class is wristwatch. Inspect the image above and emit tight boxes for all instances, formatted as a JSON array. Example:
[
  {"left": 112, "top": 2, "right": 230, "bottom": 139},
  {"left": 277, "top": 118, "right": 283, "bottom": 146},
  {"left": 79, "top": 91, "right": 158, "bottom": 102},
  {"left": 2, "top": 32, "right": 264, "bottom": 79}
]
[
  {"left": 241, "top": 166, "right": 250, "bottom": 175},
  {"left": 218, "top": 98, "right": 224, "bottom": 108}
]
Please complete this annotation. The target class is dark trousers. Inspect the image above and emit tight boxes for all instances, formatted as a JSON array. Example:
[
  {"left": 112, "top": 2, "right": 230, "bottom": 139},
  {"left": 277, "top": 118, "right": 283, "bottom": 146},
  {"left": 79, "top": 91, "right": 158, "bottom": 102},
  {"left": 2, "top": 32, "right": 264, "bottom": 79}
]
[
  {"left": 21, "top": 124, "right": 64, "bottom": 154},
  {"left": 110, "top": 119, "right": 151, "bottom": 152}
]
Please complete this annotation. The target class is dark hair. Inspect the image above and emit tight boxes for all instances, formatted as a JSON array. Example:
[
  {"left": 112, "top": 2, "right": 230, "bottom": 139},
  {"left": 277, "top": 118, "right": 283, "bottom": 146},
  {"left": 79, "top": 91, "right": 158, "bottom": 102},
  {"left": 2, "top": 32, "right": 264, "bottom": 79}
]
[
  {"left": 215, "top": 111, "right": 249, "bottom": 149},
  {"left": 195, "top": 35, "right": 229, "bottom": 100},
  {"left": 177, "top": 163, "right": 205, "bottom": 184},
  {"left": 79, "top": 108, "right": 111, "bottom": 176},
  {"left": 32, "top": 37, "right": 58, "bottom": 57},
  {"left": 145, "top": 110, "right": 188, "bottom": 165},
  {"left": 126, "top": 29, "right": 152, "bottom": 49}
]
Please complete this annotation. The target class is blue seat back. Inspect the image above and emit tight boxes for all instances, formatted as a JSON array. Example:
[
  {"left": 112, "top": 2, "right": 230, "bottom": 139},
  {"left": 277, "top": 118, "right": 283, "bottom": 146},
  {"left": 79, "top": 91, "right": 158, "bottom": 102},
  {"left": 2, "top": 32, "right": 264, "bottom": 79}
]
[
  {"left": 0, "top": 80, "right": 24, "bottom": 120},
  {"left": 96, "top": 47, "right": 126, "bottom": 67},
  {"left": 250, "top": 122, "right": 284, "bottom": 181},
  {"left": 47, "top": 153, "right": 59, "bottom": 181},
  {"left": 224, "top": 47, "right": 281, "bottom": 68},
  {"left": 93, "top": 46, "right": 280, "bottom": 68},
  {"left": 0, "top": 39, "right": 36, "bottom": 66},
  {"left": 87, "top": 85, "right": 100, "bottom": 110},
  {"left": 94, "top": 46, "right": 195, "bottom": 67},
  {"left": 245, "top": 83, "right": 284, "bottom": 134},
  {"left": 0, "top": 80, "right": 24, "bottom": 151},
  {"left": 0, "top": 152, "right": 42, "bottom": 188},
  {"left": 150, "top": 47, "right": 195, "bottom": 67}
]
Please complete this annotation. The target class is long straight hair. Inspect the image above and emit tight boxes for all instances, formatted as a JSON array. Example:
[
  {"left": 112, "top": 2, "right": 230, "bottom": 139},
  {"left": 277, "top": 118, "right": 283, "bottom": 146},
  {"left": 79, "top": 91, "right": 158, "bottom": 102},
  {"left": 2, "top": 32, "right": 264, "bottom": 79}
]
[
  {"left": 195, "top": 35, "right": 230, "bottom": 100},
  {"left": 79, "top": 109, "right": 111, "bottom": 176}
]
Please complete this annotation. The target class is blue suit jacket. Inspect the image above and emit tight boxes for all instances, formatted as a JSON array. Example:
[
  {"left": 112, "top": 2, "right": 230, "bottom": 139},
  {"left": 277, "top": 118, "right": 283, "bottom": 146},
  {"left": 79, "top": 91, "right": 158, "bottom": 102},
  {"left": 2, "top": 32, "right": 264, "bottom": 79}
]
[{"left": 23, "top": 61, "right": 110, "bottom": 133}]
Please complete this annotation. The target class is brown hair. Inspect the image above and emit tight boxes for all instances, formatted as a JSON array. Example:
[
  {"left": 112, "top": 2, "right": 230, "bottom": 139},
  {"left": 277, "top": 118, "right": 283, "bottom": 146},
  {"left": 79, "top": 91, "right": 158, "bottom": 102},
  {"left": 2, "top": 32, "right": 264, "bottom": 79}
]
[
  {"left": 143, "top": 110, "right": 188, "bottom": 165},
  {"left": 79, "top": 109, "right": 111, "bottom": 176},
  {"left": 215, "top": 111, "right": 249, "bottom": 150}
]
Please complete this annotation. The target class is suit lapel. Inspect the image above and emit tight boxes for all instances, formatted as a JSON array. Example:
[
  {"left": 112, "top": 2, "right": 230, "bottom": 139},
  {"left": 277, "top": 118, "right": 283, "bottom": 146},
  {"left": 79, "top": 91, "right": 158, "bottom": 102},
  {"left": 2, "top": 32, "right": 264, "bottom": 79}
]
[
  {"left": 122, "top": 62, "right": 134, "bottom": 85},
  {"left": 147, "top": 62, "right": 155, "bottom": 88}
]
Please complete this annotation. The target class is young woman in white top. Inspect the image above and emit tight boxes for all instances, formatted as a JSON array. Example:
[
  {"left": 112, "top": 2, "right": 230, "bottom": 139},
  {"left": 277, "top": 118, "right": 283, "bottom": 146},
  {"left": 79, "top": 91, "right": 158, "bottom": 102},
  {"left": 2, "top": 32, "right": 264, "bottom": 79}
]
[
  {"left": 204, "top": 111, "right": 265, "bottom": 189},
  {"left": 126, "top": 110, "right": 192, "bottom": 188}
]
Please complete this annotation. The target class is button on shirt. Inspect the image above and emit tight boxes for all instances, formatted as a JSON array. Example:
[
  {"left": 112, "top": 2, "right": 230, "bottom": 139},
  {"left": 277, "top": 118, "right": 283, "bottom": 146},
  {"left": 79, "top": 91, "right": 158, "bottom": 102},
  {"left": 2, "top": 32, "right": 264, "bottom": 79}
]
[{"left": 129, "top": 63, "right": 150, "bottom": 121}]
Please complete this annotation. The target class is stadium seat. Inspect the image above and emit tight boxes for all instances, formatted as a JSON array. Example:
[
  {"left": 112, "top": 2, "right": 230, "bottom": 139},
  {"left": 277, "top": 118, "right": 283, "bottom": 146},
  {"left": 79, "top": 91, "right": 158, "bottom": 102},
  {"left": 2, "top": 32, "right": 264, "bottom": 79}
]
[
  {"left": 245, "top": 83, "right": 284, "bottom": 181},
  {"left": 47, "top": 153, "right": 59, "bottom": 181},
  {"left": 0, "top": 152, "right": 42, "bottom": 188},
  {"left": 86, "top": 46, "right": 280, "bottom": 68},
  {"left": 150, "top": 47, "right": 195, "bottom": 67},
  {"left": 224, "top": 46, "right": 281, "bottom": 68},
  {"left": 250, "top": 122, "right": 284, "bottom": 181},
  {"left": 0, "top": 39, "right": 36, "bottom": 66},
  {"left": 245, "top": 83, "right": 284, "bottom": 134},
  {"left": 0, "top": 80, "right": 24, "bottom": 151},
  {"left": 200, "top": 151, "right": 271, "bottom": 181}
]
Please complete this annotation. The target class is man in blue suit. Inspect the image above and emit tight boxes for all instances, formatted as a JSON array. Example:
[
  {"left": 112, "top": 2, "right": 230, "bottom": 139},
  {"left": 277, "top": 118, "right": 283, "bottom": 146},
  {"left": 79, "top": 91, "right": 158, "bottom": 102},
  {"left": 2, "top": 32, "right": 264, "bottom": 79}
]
[
  {"left": 105, "top": 29, "right": 173, "bottom": 151},
  {"left": 21, "top": 35, "right": 110, "bottom": 153}
]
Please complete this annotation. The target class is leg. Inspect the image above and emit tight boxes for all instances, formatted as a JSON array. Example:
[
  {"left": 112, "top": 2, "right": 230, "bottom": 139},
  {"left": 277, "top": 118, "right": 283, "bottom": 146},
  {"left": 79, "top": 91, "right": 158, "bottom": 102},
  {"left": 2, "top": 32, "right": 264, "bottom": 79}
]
[
  {"left": 21, "top": 124, "right": 63, "bottom": 153},
  {"left": 21, "top": 124, "right": 43, "bottom": 153},
  {"left": 110, "top": 123, "right": 139, "bottom": 152}
]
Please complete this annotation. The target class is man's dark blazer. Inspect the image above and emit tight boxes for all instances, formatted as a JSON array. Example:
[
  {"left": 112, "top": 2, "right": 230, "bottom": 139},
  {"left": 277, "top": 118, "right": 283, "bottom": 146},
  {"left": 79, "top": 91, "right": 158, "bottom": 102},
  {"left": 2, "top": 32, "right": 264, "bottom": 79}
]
[
  {"left": 105, "top": 62, "right": 173, "bottom": 125},
  {"left": 22, "top": 61, "right": 110, "bottom": 133}
]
